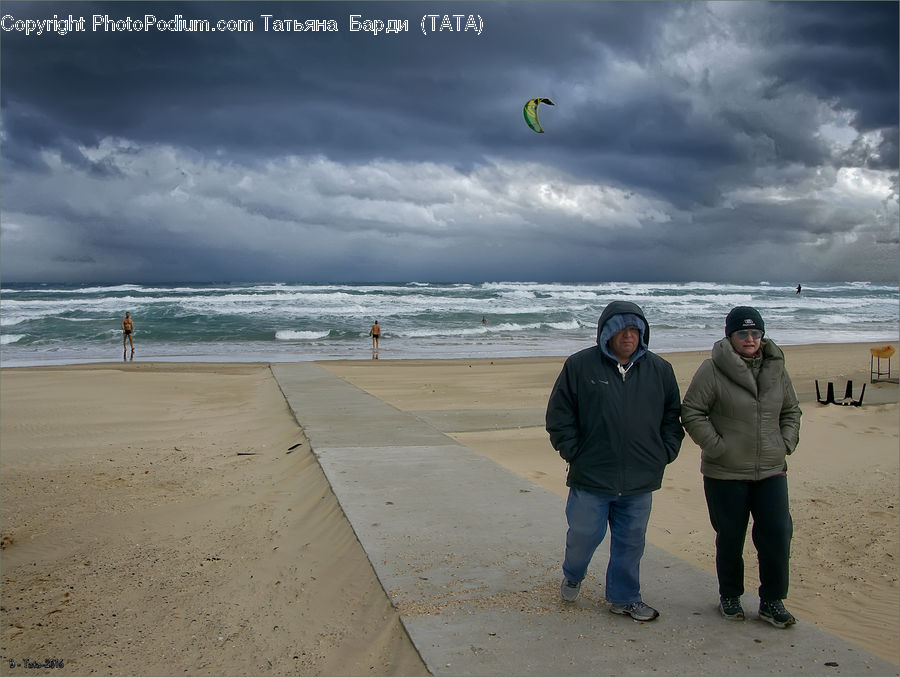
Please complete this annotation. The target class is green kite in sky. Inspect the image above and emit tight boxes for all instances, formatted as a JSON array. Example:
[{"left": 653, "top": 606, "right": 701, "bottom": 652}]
[{"left": 523, "top": 98, "right": 555, "bottom": 133}]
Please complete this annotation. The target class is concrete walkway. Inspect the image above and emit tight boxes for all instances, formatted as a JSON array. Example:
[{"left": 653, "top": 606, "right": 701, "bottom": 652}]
[{"left": 271, "top": 363, "right": 898, "bottom": 676}]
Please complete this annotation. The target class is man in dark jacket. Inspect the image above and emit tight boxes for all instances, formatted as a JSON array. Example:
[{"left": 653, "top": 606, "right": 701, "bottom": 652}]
[{"left": 546, "top": 300, "right": 684, "bottom": 621}]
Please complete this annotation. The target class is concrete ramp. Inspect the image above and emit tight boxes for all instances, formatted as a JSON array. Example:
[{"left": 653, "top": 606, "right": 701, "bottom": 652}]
[{"left": 271, "top": 363, "right": 897, "bottom": 676}]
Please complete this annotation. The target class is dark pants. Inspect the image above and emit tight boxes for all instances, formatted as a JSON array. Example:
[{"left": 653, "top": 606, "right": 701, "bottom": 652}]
[{"left": 703, "top": 474, "right": 792, "bottom": 601}]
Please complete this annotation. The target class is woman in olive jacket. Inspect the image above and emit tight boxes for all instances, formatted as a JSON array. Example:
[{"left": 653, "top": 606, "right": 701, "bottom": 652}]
[{"left": 681, "top": 306, "right": 801, "bottom": 629}]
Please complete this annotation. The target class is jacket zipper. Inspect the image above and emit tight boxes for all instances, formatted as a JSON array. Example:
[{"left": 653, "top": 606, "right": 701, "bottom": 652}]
[{"left": 616, "top": 362, "right": 631, "bottom": 495}]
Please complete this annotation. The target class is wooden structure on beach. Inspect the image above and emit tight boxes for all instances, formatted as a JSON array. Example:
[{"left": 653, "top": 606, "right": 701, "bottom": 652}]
[{"left": 869, "top": 345, "right": 898, "bottom": 384}]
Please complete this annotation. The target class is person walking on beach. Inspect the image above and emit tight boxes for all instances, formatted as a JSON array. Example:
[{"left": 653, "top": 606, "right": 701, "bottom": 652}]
[
  {"left": 546, "top": 301, "right": 684, "bottom": 622},
  {"left": 121, "top": 312, "right": 134, "bottom": 358},
  {"left": 681, "top": 306, "right": 801, "bottom": 628}
]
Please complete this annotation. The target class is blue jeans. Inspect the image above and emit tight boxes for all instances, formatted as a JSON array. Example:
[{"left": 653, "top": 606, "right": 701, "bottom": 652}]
[{"left": 562, "top": 487, "right": 652, "bottom": 605}]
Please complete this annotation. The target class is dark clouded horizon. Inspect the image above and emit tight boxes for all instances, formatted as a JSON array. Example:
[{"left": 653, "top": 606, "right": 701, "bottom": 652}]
[{"left": 1, "top": 1, "right": 897, "bottom": 284}]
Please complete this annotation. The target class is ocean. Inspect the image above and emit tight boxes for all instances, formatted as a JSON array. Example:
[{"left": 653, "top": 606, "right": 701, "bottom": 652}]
[{"left": 0, "top": 281, "right": 897, "bottom": 367}]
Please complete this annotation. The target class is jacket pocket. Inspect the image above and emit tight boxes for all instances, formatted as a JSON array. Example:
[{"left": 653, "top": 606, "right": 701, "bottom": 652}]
[{"left": 559, "top": 440, "right": 582, "bottom": 463}]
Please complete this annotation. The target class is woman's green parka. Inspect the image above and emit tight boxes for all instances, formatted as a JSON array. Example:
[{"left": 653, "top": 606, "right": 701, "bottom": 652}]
[{"left": 681, "top": 338, "right": 801, "bottom": 481}]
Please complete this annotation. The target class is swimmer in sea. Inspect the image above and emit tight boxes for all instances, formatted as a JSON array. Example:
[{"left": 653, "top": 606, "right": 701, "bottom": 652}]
[{"left": 122, "top": 312, "right": 134, "bottom": 358}]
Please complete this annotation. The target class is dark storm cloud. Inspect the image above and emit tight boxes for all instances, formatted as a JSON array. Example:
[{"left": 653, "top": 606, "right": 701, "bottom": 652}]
[
  {"left": 0, "top": 1, "right": 897, "bottom": 283},
  {"left": 0, "top": 2, "right": 675, "bottom": 160},
  {"left": 765, "top": 2, "right": 898, "bottom": 129}
]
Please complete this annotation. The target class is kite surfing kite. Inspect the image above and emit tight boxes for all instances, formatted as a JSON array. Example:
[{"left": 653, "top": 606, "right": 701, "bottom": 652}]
[{"left": 523, "top": 97, "right": 555, "bottom": 133}]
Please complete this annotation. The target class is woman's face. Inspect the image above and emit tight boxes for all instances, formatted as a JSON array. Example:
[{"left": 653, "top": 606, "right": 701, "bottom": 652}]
[{"left": 729, "top": 329, "right": 763, "bottom": 358}]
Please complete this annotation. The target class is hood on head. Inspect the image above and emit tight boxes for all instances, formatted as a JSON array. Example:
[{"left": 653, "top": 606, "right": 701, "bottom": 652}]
[{"left": 597, "top": 301, "right": 650, "bottom": 364}]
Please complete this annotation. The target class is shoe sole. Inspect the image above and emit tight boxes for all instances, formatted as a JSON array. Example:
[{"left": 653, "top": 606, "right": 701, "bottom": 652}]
[{"left": 759, "top": 613, "right": 796, "bottom": 629}]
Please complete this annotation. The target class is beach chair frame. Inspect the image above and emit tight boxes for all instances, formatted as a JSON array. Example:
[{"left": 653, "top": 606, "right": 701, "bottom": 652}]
[{"left": 815, "top": 380, "right": 865, "bottom": 407}]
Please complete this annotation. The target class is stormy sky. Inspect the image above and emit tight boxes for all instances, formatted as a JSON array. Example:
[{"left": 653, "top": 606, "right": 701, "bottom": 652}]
[{"left": 1, "top": 1, "right": 897, "bottom": 284}]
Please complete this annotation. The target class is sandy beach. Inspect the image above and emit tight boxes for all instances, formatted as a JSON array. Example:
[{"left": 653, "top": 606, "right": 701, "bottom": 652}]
[
  {"left": 0, "top": 363, "right": 427, "bottom": 676},
  {"left": 2, "top": 342, "right": 898, "bottom": 673}
]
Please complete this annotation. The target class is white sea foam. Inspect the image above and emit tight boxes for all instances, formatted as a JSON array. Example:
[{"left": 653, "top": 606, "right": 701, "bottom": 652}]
[
  {"left": 547, "top": 320, "right": 582, "bottom": 330},
  {"left": 275, "top": 330, "right": 332, "bottom": 341},
  {"left": 815, "top": 314, "right": 854, "bottom": 325}
]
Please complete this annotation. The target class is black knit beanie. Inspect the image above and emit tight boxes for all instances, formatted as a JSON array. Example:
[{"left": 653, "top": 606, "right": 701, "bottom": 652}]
[{"left": 725, "top": 306, "right": 765, "bottom": 337}]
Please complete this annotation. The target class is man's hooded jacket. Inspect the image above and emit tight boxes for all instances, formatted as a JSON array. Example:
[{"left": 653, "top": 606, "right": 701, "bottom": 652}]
[{"left": 545, "top": 301, "right": 685, "bottom": 495}]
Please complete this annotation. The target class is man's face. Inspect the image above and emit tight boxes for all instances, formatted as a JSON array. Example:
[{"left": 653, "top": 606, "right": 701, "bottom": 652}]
[{"left": 609, "top": 325, "right": 640, "bottom": 364}]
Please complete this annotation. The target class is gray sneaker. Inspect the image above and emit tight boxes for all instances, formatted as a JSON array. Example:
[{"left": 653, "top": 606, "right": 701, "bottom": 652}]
[
  {"left": 609, "top": 601, "right": 659, "bottom": 621},
  {"left": 560, "top": 578, "right": 581, "bottom": 602}
]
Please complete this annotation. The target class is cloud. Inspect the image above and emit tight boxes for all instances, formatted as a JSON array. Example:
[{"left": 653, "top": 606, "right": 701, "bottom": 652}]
[
  {"left": 2, "top": 129, "right": 896, "bottom": 283},
  {"left": 1, "top": 1, "right": 897, "bottom": 283}
]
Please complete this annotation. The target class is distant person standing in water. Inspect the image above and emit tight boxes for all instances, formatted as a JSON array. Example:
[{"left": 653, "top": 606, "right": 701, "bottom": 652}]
[
  {"left": 122, "top": 312, "right": 134, "bottom": 358},
  {"left": 369, "top": 320, "right": 381, "bottom": 352},
  {"left": 796, "top": 284, "right": 802, "bottom": 294}
]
